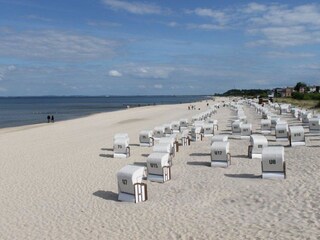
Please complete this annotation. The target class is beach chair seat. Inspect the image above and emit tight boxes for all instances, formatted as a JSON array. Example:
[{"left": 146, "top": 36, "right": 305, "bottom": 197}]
[
  {"left": 147, "top": 152, "right": 171, "bottom": 183},
  {"left": 113, "top": 133, "right": 130, "bottom": 158},
  {"left": 248, "top": 134, "right": 268, "bottom": 159},
  {"left": 211, "top": 141, "right": 231, "bottom": 168},
  {"left": 289, "top": 126, "right": 305, "bottom": 146},
  {"left": 232, "top": 120, "right": 242, "bottom": 135},
  {"left": 261, "top": 119, "right": 271, "bottom": 134},
  {"left": 171, "top": 121, "right": 180, "bottom": 133},
  {"left": 210, "top": 135, "right": 228, "bottom": 145},
  {"left": 163, "top": 124, "right": 172, "bottom": 136},
  {"left": 139, "top": 130, "right": 154, "bottom": 147},
  {"left": 190, "top": 126, "right": 203, "bottom": 141},
  {"left": 309, "top": 118, "right": 320, "bottom": 132},
  {"left": 275, "top": 122, "right": 288, "bottom": 142},
  {"left": 153, "top": 126, "right": 165, "bottom": 140},
  {"left": 159, "top": 136, "right": 178, "bottom": 155},
  {"left": 240, "top": 123, "right": 252, "bottom": 138},
  {"left": 203, "top": 123, "right": 214, "bottom": 137},
  {"left": 261, "top": 146, "right": 286, "bottom": 179},
  {"left": 117, "top": 165, "right": 147, "bottom": 203},
  {"left": 181, "top": 129, "right": 190, "bottom": 146}
]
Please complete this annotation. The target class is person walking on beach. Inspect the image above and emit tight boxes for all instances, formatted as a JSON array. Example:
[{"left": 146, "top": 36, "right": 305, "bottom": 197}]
[
  {"left": 51, "top": 115, "right": 54, "bottom": 123},
  {"left": 47, "top": 115, "right": 50, "bottom": 123}
]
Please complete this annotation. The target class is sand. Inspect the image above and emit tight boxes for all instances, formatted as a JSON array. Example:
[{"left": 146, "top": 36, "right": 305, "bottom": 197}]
[{"left": 0, "top": 98, "right": 319, "bottom": 240}]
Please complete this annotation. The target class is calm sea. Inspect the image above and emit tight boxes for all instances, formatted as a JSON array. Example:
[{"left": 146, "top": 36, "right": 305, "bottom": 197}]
[{"left": 0, "top": 96, "right": 209, "bottom": 128}]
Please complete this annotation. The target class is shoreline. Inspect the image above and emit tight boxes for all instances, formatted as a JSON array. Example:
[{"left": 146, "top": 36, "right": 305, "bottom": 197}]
[
  {"left": 0, "top": 101, "right": 207, "bottom": 135},
  {"left": 0, "top": 96, "right": 209, "bottom": 131}
]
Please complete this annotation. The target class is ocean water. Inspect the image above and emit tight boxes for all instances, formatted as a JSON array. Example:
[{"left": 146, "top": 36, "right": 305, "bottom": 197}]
[{"left": 0, "top": 96, "right": 209, "bottom": 128}]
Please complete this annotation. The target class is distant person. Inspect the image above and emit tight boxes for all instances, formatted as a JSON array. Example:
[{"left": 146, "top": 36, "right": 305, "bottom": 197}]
[
  {"left": 47, "top": 115, "right": 50, "bottom": 123},
  {"left": 51, "top": 115, "right": 54, "bottom": 123}
]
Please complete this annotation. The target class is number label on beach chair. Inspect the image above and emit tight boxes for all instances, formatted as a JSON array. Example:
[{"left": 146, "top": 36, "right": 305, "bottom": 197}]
[
  {"left": 269, "top": 159, "right": 276, "bottom": 164},
  {"left": 294, "top": 133, "right": 301, "bottom": 137},
  {"left": 150, "top": 163, "right": 158, "bottom": 168},
  {"left": 258, "top": 145, "right": 263, "bottom": 148},
  {"left": 118, "top": 145, "right": 123, "bottom": 149},
  {"left": 122, "top": 179, "right": 127, "bottom": 185},
  {"left": 214, "top": 151, "right": 223, "bottom": 155},
  {"left": 279, "top": 130, "right": 285, "bottom": 134}
]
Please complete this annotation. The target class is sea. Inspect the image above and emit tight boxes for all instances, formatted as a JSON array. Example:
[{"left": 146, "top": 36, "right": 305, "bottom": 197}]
[{"left": 0, "top": 95, "right": 210, "bottom": 129}]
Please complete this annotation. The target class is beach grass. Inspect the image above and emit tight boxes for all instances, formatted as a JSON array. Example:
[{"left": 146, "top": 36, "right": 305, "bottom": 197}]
[{"left": 274, "top": 97, "right": 320, "bottom": 110}]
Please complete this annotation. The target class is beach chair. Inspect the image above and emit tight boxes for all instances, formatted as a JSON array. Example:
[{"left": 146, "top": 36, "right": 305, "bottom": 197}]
[
  {"left": 248, "top": 135, "right": 268, "bottom": 159},
  {"left": 232, "top": 120, "right": 242, "bottom": 135},
  {"left": 270, "top": 116, "right": 280, "bottom": 129},
  {"left": 153, "top": 126, "right": 165, "bottom": 140},
  {"left": 181, "top": 129, "right": 190, "bottom": 146},
  {"left": 163, "top": 124, "right": 172, "bottom": 136},
  {"left": 208, "top": 119, "right": 218, "bottom": 131},
  {"left": 180, "top": 119, "right": 189, "bottom": 132},
  {"left": 117, "top": 165, "right": 147, "bottom": 203},
  {"left": 309, "top": 118, "right": 320, "bottom": 132},
  {"left": 289, "top": 126, "right": 305, "bottom": 146},
  {"left": 302, "top": 112, "right": 312, "bottom": 125},
  {"left": 171, "top": 121, "right": 180, "bottom": 134},
  {"left": 147, "top": 152, "right": 171, "bottom": 183},
  {"left": 240, "top": 123, "right": 252, "bottom": 138},
  {"left": 261, "top": 147, "right": 286, "bottom": 179},
  {"left": 190, "top": 126, "right": 203, "bottom": 141},
  {"left": 139, "top": 130, "right": 154, "bottom": 147},
  {"left": 275, "top": 122, "right": 289, "bottom": 142},
  {"left": 159, "top": 136, "right": 178, "bottom": 155},
  {"left": 261, "top": 119, "right": 271, "bottom": 134},
  {"left": 280, "top": 104, "right": 290, "bottom": 114},
  {"left": 153, "top": 143, "right": 173, "bottom": 165},
  {"left": 113, "top": 133, "right": 130, "bottom": 158},
  {"left": 211, "top": 141, "right": 231, "bottom": 168},
  {"left": 203, "top": 123, "right": 214, "bottom": 137},
  {"left": 210, "top": 135, "right": 228, "bottom": 145}
]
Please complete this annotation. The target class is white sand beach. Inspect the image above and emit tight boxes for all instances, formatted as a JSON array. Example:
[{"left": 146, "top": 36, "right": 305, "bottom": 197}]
[{"left": 0, "top": 98, "right": 319, "bottom": 240}]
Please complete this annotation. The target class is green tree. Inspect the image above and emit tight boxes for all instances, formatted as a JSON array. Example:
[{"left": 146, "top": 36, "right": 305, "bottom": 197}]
[{"left": 294, "top": 82, "right": 307, "bottom": 92}]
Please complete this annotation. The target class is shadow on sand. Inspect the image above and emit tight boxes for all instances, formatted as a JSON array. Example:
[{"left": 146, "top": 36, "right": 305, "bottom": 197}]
[
  {"left": 101, "top": 148, "right": 113, "bottom": 151},
  {"left": 187, "top": 161, "right": 211, "bottom": 167},
  {"left": 93, "top": 190, "right": 118, "bottom": 202},
  {"left": 224, "top": 173, "right": 261, "bottom": 179},
  {"left": 99, "top": 153, "right": 113, "bottom": 158},
  {"left": 133, "top": 161, "right": 147, "bottom": 167},
  {"left": 189, "top": 153, "right": 210, "bottom": 157},
  {"left": 130, "top": 143, "right": 140, "bottom": 147}
]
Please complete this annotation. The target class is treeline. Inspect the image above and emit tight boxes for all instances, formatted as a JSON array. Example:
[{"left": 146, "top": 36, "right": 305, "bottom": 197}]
[
  {"left": 216, "top": 89, "right": 270, "bottom": 97},
  {"left": 292, "top": 92, "right": 320, "bottom": 100}
]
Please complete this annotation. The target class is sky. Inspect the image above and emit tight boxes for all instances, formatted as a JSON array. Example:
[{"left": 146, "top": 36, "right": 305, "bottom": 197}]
[{"left": 0, "top": 0, "right": 319, "bottom": 96}]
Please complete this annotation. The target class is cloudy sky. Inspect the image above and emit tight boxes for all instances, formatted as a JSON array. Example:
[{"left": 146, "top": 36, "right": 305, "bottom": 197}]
[{"left": 0, "top": 0, "right": 319, "bottom": 96}]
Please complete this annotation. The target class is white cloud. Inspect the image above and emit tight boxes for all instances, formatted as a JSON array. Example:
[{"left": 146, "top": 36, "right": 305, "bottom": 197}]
[
  {"left": 102, "top": 0, "right": 163, "bottom": 15},
  {"left": 266, "top": 51, "right": 315, "bottom": 58},
  {"left": 25, "top": 14, "right": 52, "bottom": 22},
  {"left": 243, "top": 3, "right": 267, "bottom": 13},
  {"left": 124, "top": 65, "right": 175, "bottom": 79},
  {"left": 168, "top": 21, "right": 179, "bottom": 27},
  {"left": 190, "top": 8, "right": 229, "bottom": 25},
  {"left": 87, "top": 20, "right": 121, "bottom": 27},
  {"left": 0, "top": 30, "right": 118, "bottom": 61},
  {"left": 108, "top": 70, "right": 122, "bottom": 77},
  {"left": 187, "top": 23, "right": 226, "bottom": 30},
  {"left": 246, "top": 3, "right": 320, "bottom": 46},
  {"left": 154, "top": 84, "right": 163, "bottom": 89},
  {"left": 0, "top": 65, "right": 16, "bottom": 81}
]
